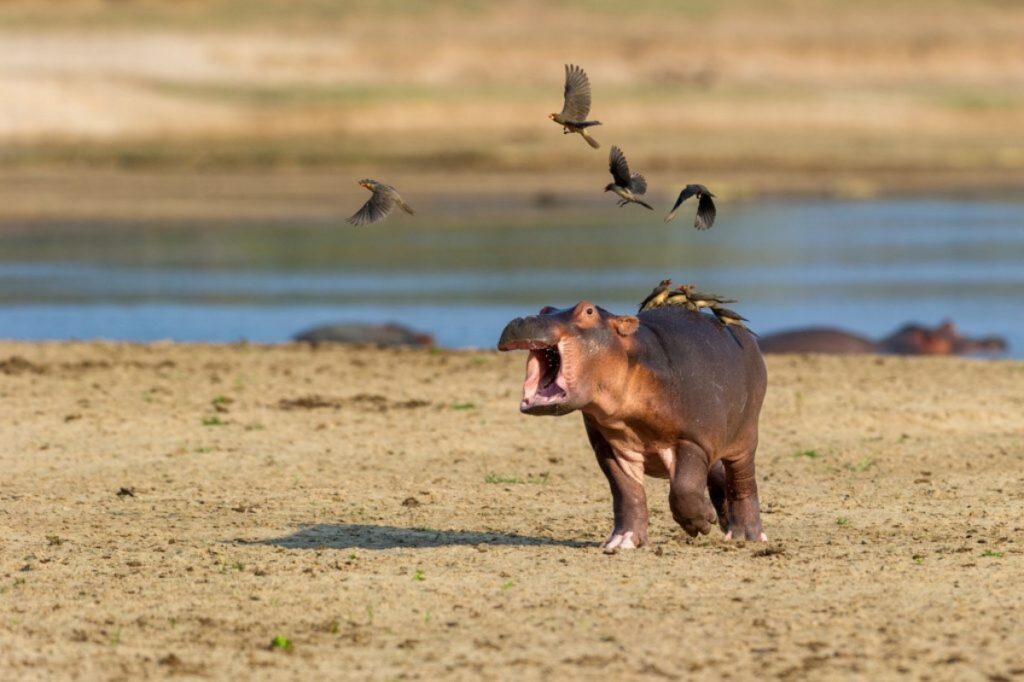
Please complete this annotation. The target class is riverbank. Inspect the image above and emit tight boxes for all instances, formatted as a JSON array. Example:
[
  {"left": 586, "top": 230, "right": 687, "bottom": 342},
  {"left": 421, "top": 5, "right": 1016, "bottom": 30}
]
[
  {"left": 1, "top": 168, "right": 1022, "bottom": 231},
  {"left": 1, "top": 0, "right": 1022, "bottom": 204}
]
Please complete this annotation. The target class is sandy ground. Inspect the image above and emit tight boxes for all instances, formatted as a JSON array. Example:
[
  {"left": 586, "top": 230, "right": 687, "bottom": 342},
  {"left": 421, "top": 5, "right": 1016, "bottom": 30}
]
[{"left": 1, "top": 341, "right": 1022, "bottom": 680}]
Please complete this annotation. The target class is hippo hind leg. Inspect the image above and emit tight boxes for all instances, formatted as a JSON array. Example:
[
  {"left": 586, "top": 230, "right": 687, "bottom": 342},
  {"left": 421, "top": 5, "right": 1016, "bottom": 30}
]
[
  {"left": 668, "top": 440, "right": 719, "bottom": 538},
  {"left": 721, "top": 449, "right": 767, "bottom": 542},
  {"left": 707, "top": 460, "right": 729, "bottom": 533}
]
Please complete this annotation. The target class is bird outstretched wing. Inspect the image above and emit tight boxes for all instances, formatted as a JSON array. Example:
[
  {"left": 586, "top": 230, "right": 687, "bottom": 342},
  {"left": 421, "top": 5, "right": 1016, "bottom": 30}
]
[
  {"left": 559, "top": 64, "right": 592, "bottom": 122},
  {"left": 669, "top": 185, "right": 699, "bottom": 213},
  {"left": 608, "top": 146, "right": 632, "bottom": 187},
  {"left": 694, "top": 192, "right": 716, "bottom": 230},
  {"left": 629, "top": 173, "right": 648, "bottom": 196},
  {"left": 665, "top": 184, "right": 716, "bottom": 229},
  {"left": 347, "top": 188, "right": 396, "bottom": 226}
]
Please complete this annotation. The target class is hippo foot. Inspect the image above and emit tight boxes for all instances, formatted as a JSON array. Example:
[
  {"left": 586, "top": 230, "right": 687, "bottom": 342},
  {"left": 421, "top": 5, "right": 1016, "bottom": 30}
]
[
  {"left": 724, "top": 496, "right": 767, "bottom": 541},
  {"left": 724, "top": 529, "right": 769, "bottom": 542},
  {"left": 601, "top": 528, "right": 646, "bottom": 553},
  {"left": 670, "top": 496, "right": 718, "bottom": 538}
]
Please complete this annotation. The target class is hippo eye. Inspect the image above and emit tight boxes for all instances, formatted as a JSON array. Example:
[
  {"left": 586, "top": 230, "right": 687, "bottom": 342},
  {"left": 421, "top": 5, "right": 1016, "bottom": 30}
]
[{"left": 586, "top": 308, "right": 594, "bottom": 315}]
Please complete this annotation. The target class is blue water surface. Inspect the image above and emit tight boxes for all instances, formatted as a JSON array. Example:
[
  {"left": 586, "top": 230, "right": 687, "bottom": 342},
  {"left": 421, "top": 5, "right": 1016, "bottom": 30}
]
[{"left": 0, "top": 199, "right": 1020, "bottom": 355}]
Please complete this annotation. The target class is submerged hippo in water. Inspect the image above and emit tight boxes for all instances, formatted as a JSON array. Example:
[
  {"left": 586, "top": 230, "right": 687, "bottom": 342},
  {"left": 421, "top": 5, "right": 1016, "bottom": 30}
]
[
  {"left": 758, "top": 321, "right": 1006, "bottom": 356},
  {"left": 293, "top": 323, "right": 434, "bottom": 348},
  {"left": 498, "top": 301, "right": 767, "bottom": 549}
]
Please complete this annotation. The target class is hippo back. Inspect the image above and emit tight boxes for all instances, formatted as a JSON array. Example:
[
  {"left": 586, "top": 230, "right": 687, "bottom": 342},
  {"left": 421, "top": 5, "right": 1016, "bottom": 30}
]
[
  {"left": 293, "top": 323, "right": 434, "bottom": 347},
  {"left": 632, "top": 307, "right": 766, "bottom": 445},
  {"left": 757, "top": 327, "right": 877, "bottom": 354}
]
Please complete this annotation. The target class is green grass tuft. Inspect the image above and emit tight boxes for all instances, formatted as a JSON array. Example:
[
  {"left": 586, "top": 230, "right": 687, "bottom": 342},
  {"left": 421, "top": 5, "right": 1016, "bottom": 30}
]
[
  {"left": 849, "top": 457, "right": 876, "bottom": 472},
  {"left": 270, "top": 634, "right": 293, "bottom": 651},
  {"left": 485, "top": 474, "right": 524, "bottom": 485}
]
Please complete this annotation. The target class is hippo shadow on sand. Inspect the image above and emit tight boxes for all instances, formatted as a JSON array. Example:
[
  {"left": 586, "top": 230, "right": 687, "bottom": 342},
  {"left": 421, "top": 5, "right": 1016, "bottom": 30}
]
[{"left": 243, "top": 523, "right": 591, "bottom": 550}]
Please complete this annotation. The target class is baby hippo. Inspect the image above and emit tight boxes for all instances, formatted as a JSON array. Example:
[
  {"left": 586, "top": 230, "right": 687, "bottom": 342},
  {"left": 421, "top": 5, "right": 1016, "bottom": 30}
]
[{"left": 498, "top": 301, "right": 768, "bottom": 550}]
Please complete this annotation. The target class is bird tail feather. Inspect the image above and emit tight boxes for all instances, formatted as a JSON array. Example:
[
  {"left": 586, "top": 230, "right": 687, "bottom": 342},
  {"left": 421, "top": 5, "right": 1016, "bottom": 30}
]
[
  {"left": 638, "top": 200, "right": 654, "bottom": 210},
  {"left": 399, "top": 202, "right": 415, "bottom": 215},
  {"left": 581, "top": 130, "right": 600, "bottom": 149}
]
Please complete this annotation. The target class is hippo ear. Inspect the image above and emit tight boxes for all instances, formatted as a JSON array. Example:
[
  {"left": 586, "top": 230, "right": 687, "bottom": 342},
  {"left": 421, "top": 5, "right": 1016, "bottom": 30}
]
[
  {"left": 539, "top": 306, "right": 557, "bottom": 315},
  {"left": 611, "top": 315, "right": 639, "bottom": 337}
]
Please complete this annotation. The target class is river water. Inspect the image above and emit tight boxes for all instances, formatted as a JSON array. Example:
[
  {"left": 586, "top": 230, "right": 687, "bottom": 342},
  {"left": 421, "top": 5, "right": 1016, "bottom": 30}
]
[{"left": 0, "top": 199, "right": 1021, "bottom": 356}]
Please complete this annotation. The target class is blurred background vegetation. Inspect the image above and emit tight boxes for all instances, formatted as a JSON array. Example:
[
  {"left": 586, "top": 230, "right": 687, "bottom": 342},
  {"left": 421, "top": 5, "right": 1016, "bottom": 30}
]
[
  {"left": 1, "top": 0, "right": 1022, "bottom": 220},
  {"left": 0, "top": 1, "right": 1020, "bottom": 350}
]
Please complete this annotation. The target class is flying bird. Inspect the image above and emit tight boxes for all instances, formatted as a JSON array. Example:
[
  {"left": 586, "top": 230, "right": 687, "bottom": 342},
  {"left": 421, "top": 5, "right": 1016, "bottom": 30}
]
[
  {"left": 548, "top": 64, "right": 602, "bottom": 149},
  {"left": 605, "top": 146, "right": 653, "bottom": 210},
  {"left": 346, "top": 179, "right": 414, "bottom": 227},
  {"left": 665, "top": 184, "right": 716, "bottom": 230}
]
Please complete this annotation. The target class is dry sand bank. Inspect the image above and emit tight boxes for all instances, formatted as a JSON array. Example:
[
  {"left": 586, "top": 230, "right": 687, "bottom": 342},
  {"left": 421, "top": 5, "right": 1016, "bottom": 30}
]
[
  {"left": 1, "top": 1, "right": 1022, "bottom": 197},
  {"left": 1, "top": 342, "right": 1022, "bottom": 680}
]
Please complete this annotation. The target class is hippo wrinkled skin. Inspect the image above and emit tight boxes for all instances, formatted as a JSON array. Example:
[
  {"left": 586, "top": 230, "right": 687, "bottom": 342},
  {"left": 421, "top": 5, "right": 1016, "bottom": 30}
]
[{"left": 498, "top": 301, "right": 768, "bottom": 550}]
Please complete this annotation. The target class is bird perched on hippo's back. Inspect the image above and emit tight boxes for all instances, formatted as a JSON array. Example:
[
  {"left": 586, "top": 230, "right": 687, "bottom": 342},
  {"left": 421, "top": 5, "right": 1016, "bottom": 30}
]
[
  {"left": 678, "top": 288, "right": 736, "bottom": 310},
  {"left": 638, "top": 279, "right": 673, "bottom": 313},
  {"left": 548, "top": 64, "right": 602, "bottom": 149},
  {"left": 709, "top": 306, "right": 751, "bottom": 333},
  {"left": 665, "top": 184, "right": 717, "bottom": 230},
  {"left": 605, "top": 146, "right": 653, "bottom": 210},
  {"left": 346, "top": 179, "right": 414, "bottom": 227}
]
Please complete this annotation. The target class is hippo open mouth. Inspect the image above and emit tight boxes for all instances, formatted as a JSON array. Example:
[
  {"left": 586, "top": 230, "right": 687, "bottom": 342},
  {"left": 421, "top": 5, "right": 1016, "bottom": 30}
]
[
  {"left": 497, "top": 315, "right": 572, "bottom": 414},
  {"left": 520, "top": 342, "right": 569, "bottom": 414}
]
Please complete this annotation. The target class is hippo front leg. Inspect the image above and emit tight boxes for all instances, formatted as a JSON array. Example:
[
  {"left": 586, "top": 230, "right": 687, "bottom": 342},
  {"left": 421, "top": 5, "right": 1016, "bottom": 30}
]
[
  {"left": 585, "top": 421, "right": 648, "bottom": 551},
  {"left": 668, "top": 440, "right": 719, "bottom": 538}
]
